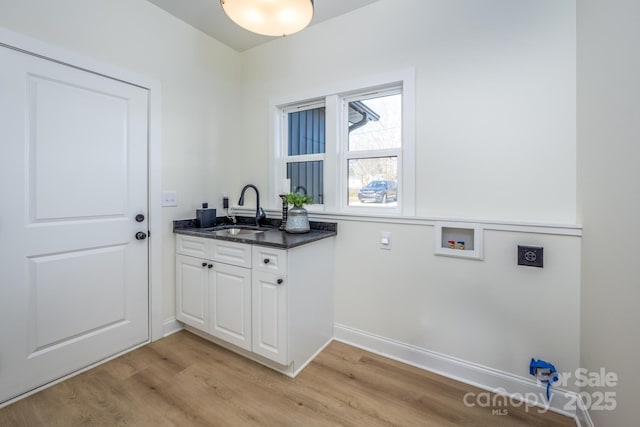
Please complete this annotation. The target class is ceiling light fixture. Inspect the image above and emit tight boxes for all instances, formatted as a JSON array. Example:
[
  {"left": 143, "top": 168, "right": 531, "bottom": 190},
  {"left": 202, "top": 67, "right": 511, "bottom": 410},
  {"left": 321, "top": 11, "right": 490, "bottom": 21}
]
[{"left": 220, "top": 0, "right": 314, "bottom": 37}]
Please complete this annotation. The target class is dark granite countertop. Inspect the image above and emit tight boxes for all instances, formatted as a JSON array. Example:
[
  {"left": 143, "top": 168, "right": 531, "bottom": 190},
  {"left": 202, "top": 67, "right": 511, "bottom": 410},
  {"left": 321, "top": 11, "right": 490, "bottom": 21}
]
[{"left": 173, "top": 216, "right": 337, "bottom": 249}]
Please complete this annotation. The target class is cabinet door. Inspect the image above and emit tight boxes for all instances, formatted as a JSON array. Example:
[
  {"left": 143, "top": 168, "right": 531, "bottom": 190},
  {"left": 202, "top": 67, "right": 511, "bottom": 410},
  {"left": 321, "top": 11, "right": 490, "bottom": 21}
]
[
  {"left": 252, "top": 271, "right": 288, "bottom": 365},
  {"left": 210, "top": 263, "right": 252, "bottom": 351},
  {"left": 176, "top": 255, "right": 209, "bottom": 332}
]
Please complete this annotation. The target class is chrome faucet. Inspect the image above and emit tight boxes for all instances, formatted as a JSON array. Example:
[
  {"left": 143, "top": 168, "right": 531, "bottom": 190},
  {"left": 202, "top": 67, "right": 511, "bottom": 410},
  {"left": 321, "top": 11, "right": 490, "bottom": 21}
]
[{"left": 238, "top": 184, "right": 266, "bottom": 227}]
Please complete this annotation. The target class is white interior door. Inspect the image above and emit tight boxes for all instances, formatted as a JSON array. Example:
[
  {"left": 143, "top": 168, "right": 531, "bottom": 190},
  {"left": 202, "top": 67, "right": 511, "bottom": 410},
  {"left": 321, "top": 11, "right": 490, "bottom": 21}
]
[{"left": 0, "top": 45, "right": 149, "bottom": 404}]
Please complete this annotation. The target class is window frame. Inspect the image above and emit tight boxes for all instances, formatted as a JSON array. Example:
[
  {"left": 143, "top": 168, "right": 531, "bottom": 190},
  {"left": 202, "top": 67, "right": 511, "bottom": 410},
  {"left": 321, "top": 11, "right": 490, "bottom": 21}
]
[
  {"left": 269, "top": 68, "right": 415, "bottom": 216},
  {"left": 340, "top": 86, "right": 403, "bottom": 215},
  {"left": 280, "top": 100, "right": 326, "bottom": 210}
]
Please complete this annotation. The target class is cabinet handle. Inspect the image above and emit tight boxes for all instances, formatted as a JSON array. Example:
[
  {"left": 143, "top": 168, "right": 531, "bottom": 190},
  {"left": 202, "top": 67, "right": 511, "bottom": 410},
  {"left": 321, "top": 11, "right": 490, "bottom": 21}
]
[
  {"left": 263, "top": 258, "right": 270, "bottom": 264},
  {"left": 277, "top": 278, "right": 283, "bottom": 285},
  {"left": 208, "top": 264, "right": 213, "bottom": 269},
  {"left": 201, "top": 262, "right": 207, "bottom": 267}
]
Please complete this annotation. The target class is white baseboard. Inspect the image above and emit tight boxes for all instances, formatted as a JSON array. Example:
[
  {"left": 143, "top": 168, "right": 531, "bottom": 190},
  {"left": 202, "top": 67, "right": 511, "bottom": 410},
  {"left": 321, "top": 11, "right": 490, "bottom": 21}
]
[
  {"left": 575, "top": 398, "right": 595, "bottom": 427},
  {"left": 162, "top": 317, "right": 184, "bottom": 337},
  {"left": 334, "top": 323, "right": 586, "bottom": 424}
]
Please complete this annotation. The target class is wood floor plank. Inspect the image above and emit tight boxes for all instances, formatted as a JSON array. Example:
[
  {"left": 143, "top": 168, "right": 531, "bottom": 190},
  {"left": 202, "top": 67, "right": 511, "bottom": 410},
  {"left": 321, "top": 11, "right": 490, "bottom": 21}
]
[{"left": 0, "top": 331, "right": 576, "bottom": 427}]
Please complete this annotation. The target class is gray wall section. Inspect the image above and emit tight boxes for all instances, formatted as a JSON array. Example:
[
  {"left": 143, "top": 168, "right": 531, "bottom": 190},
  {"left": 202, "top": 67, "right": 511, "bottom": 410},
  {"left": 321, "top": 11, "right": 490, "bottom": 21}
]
[{"left": 578, "top": 0, "right": 640, "bottom": 425}]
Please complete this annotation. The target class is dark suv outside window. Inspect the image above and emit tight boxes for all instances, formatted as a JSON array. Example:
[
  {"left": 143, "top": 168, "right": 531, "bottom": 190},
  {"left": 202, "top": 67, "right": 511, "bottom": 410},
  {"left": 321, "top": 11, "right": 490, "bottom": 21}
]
[{"left": 357, "top": 180, "right": 398, "bottom": 203}]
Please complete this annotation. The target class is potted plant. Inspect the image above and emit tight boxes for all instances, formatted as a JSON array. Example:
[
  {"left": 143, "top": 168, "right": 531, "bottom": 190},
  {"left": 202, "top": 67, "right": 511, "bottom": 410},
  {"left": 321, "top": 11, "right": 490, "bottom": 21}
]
[{"left": 284, "top": 193, "right": 313, "bottom": 233}]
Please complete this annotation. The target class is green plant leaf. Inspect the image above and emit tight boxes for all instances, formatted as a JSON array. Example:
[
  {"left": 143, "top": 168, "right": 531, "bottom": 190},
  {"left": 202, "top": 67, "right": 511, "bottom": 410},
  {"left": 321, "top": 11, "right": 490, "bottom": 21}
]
[{"left": 285, "top": 192, "right": 314, "bottom": 208}]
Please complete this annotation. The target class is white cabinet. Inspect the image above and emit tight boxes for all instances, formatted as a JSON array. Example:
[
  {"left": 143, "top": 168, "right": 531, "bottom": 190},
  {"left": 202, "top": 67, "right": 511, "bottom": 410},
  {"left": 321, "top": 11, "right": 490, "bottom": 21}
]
[
  {"left": 253, "top": 246, "right": 287, "bottom": 275},
  {"left": 211, "top": 239, "right": 252, "bottom": 268},
  {"left": 176, "top": 235, "right": 209, "bottom": 259},
  {"left": 175, "top": 233, "right": 335, "bottom": 377},
  {"left": 251, "top": 246, "right": 288, "bottom": 364},
  {"left": 209, "top": 262, "right": 252, "bottom": 351},
  {"left": 176, "top": 235, "right": 252, "bottom": 348},
  {"left": 252, "top": 270, "right": 288, "bottom": 365},
  {"left": 176, "top": 254, "right": 210, "bottom": 331}
]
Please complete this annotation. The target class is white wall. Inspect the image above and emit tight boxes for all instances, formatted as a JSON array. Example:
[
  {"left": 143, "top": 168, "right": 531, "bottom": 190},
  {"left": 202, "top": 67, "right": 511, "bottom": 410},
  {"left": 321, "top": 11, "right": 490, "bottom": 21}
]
[
  {"left": 0, "top": 0, "right": 584, "bottom": 400},
  {"left": 239, "top": 0, "right": 577, "bottom": 223},
  {"left": 577, "top": 0, "right": 640, "bottom": 425},
  {"left": 0, "top": 0, "right": 243, "bottom": 320},
  {"left": 236, "top": 0, "right": 580, "bottom": 384},
  {"left": 334, "top": 220, "right": 580, "bottom": 385}
]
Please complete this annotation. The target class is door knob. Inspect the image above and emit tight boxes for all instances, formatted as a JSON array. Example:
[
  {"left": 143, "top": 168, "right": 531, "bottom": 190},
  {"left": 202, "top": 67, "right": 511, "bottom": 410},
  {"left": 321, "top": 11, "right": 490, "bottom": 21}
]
[
  {"left": 135, "top": 231, "right": 147, "bottom": 240},
  {"left": 277, "top": 278, "right": 283, "bottom": 285}
]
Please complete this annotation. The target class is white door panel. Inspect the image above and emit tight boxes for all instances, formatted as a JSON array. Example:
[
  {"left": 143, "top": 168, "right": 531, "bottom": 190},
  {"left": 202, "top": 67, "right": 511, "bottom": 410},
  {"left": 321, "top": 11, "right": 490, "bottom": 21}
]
[
  {"left": 0, "top": 45, "right": 149, "bottom": 404},
  {"left": 29, "top": 247, "right": 126, "bottom": 349},
  {"left": 28, "top": 74, "right": 130, "bottom": 221}
]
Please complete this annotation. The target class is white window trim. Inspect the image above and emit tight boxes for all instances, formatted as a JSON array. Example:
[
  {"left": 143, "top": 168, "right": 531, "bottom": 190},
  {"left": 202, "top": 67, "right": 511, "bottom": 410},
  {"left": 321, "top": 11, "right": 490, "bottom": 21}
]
[
  {"left": 268, "top": 67, "right": 416, "bottom": 217},
  {"left": 340, "top": 86, "right": 403, "bottom": 216},
  {"left": 279, "top": 100, "right": 326, "bottom": 211}
]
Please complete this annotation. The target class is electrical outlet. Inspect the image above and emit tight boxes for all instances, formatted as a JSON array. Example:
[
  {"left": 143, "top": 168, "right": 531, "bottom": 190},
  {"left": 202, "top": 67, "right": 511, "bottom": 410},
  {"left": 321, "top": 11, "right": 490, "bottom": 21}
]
[{"left": 518, "top": 245, "right": 543, "bottom": 268}]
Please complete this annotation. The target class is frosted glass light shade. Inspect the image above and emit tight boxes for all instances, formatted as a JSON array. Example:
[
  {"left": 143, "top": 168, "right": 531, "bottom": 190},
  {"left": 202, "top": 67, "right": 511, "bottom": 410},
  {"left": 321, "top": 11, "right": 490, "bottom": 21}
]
[{"left": 221, "top": 0, "right": 314, "bottom": 37}]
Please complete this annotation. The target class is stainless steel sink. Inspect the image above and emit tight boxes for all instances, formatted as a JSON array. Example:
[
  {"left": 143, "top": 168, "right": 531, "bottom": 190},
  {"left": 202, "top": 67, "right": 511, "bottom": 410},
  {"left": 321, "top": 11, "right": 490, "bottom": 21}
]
[
  {"left": 216, "top": 227, "right": 264, "bottom": 236},
  {"left": 208, "top": 225, "right": 267, "bottom": 237}
]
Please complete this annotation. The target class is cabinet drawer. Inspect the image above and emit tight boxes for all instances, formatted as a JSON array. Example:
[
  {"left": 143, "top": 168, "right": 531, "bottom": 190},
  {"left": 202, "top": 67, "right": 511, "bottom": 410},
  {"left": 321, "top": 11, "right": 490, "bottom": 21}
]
[
  {"left": 211, "top": 240, "right": 252, "bottom": 268},
  {"left": 252, "top": 246, "right": 287, "bottom": 275},
  {"left": 176, "top": 235, "right": 209, "bottom": 258}
]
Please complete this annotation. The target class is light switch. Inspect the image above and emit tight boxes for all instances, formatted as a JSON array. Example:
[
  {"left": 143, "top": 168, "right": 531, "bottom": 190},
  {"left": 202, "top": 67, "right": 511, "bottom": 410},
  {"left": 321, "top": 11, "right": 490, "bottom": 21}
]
[
  {"left": 161, "top": 191, "right": 177, "bottom": 207},
  {"left": 380, "top": 231, "right": 392, "bottom": 250}
]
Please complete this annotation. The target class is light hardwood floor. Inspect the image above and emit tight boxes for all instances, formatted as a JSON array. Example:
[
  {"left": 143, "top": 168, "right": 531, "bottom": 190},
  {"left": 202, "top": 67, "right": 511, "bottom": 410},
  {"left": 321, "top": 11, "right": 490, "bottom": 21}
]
[{"left": 0, "top": 331, "right": 576, "bottom": 426}]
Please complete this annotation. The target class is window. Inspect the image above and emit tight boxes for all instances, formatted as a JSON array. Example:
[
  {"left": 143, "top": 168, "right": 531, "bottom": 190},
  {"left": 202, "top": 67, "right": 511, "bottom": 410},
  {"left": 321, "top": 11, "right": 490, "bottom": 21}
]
[
  {"left": 283, "top": 102, "right": 325, "bottom": 204},
  {"left": 271, "top": 69, "right": 415, "bottom": 215},
  {"left": 344, "top": 89, "right": 402, "bottom": 209}
]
